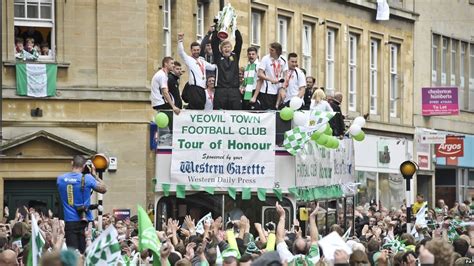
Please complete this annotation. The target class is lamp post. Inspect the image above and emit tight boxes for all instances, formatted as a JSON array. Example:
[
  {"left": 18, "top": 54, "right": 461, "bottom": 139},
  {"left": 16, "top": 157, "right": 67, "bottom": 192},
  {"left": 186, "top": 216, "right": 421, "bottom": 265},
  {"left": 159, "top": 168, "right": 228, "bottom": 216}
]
[
  {"left": 91, "top": 154, "right": 108, "bottom": 231},
  {"left": 400, "top": 160, "right": 418, "bottom": 233}
]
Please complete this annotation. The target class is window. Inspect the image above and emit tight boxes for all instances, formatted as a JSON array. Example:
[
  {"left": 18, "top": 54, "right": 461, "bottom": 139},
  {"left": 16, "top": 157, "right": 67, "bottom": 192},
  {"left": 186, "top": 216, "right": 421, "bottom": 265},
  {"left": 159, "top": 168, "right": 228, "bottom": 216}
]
[
  {"left": 163, "top": 0, "right": 171, "bottom": 56},
  {"left": 326, "top": 29, "right": 336, "bottom": 95},
  {"left": 460, "top": 42, "right": 466, "bottom": 109},
  {"left": 277, "top": 16, "right": 288, "bottom": 56},
  {"left": 390, "top": 44, "right": 399, "bottom": 117},
  {"left": 432, "top": 35, "right": 439, "bottom": 83},
  {"left": 251, "top": 11, "right": 261, "bottom": 48},
  {"left": 442, "top": 38, "right": 448, "bottom": 85},
  {"left": 302, "top": 23, "right": 312, "bottom": 75},
  {"left": 451, "top": 40, "right": 457, "bottom": 85},
  {"left": 370, "top": 39, "right": 378, "bottom": 114},
  {"left": 470, "top": 45, "right": 474, "bottom": 110},
  {"left": 14, "top": 0, "right": 55, "bottom": 60},
  {"left": 348, "top": 34, "right": 357, "bottom": 112},
  {"left": 196, "top": 3, "right": 204, "bottom": 42}
]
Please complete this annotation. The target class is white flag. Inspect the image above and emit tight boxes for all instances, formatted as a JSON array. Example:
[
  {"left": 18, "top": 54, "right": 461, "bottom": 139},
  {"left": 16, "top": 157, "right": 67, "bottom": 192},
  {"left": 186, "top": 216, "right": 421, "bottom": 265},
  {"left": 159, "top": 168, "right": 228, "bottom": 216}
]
[
  {"left": 27, "top": 214, "right": 45, "bottom": 266},
  {"left": 85, "top": 225, "right": 122, "bottom": 266},
  {"left": 411, "top": 202, "right": 428, "bottom": 236},
  {"left": 195, "top": 212, "right": 213, "bottom": 235},
  {"left": 376, "top": 0, "right": 390, "bottom": 20}
]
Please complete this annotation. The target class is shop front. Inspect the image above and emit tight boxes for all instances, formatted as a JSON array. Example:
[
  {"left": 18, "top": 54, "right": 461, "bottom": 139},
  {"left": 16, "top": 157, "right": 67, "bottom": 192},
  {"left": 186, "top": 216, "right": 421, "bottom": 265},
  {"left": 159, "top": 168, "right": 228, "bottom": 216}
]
[
  {"left": 354, "top": 134, "right": 414, "bottom": 210},
  {"left": 435, "top": 134, "right": 474, "bottom": 207}
]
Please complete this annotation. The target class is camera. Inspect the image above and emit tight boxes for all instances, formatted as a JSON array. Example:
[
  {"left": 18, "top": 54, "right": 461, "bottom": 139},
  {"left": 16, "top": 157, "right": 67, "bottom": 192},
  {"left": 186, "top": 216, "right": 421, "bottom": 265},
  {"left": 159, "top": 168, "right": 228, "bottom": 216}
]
[
  {"left": 75, "top": 204, "right": 98, "bottom": 224},
  {"left": 264, "top": 221, "right": 275, "bottom": 232},
  {"left": 82, "top": 160, "right": 93, "bottom": 175}
]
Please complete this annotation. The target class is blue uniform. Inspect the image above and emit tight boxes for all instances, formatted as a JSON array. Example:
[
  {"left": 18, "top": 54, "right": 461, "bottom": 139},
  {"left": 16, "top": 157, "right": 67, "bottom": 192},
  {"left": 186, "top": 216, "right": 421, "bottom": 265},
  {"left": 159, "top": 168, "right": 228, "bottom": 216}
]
[{"left": 57, "top": 172, "right": 97, "bottom": 222}]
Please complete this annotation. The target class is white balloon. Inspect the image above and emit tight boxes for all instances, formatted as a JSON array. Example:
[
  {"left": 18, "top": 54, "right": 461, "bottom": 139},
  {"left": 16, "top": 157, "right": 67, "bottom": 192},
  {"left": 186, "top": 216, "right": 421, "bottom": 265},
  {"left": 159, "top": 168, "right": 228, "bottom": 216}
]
[
  {"left": 353, "top": 116, "right": 366, "bottom": 127},
  {"left": 349, "top": 124, "right": 362, "bottom": 136},
  {"left": 289, "top": 97, "right": 304, "bottom": 110},
  {"left": 317, "top": 123, "right": 327, "bottom": 133},
  {"left": 293, "top": 111, "right": 308, "bottom": 127}
]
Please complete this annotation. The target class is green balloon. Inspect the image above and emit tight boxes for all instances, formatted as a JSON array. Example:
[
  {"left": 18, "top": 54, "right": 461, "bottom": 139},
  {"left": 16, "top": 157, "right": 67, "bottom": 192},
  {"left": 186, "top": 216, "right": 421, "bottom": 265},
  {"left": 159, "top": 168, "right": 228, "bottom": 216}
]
[
  {"left": 311, "top": 131, "right": 322, "bottom": 140},
  {"left": 324, "top": 125, "right": 333, "bottom": 135},
  {"left": 353, "top": 131, "right": 365, "bottom": 141},
  {"left": 324, "top": 137, "right": 335, "bottom": 148},
  {"left": 155, "top": 112, "right": 169, "bottom": 128},
  {"left": 280, "top": 107, "right": 294, "bottom": 121},
  {"left": 331, "top": 138, "right": 340, "bottom": 149},
  {"left": 316, "top": 134, "right": 329, "bottom": 146}
]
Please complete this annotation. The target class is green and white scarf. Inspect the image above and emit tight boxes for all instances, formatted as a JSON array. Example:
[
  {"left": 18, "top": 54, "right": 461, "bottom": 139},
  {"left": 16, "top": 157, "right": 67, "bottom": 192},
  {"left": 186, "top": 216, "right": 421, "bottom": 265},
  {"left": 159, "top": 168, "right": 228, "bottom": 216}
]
[{"left": 242, "top": 60, "right": 259, "bottom": 100}]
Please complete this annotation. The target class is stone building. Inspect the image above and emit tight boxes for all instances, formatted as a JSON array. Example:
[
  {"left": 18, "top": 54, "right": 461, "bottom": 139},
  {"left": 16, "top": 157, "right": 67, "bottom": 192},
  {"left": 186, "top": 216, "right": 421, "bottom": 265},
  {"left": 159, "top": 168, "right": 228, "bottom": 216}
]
[
  {"left": 411, "top": 0, "right": 474, "bottom": 208},
  {"left": 1, "top": 0, "right": 418, "bottom": 217}
]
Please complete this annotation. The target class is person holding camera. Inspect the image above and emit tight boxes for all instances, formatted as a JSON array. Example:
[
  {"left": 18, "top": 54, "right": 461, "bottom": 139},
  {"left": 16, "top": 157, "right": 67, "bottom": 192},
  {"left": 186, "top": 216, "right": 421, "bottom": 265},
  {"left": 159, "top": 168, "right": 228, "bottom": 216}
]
[{"left": 57, "top": 155, "right": 107, "bottom": 253}]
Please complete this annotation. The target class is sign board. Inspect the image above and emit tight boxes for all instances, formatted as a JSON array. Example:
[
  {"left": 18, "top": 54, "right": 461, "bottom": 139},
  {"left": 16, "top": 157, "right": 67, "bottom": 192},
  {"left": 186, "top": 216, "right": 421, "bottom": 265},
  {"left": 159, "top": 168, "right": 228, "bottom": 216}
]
[
  {"left": 417, "top": 152, "right": 430, "bottom": 170},
  {"left": 422, "top": 87, "right": 459, "bottom": 116},
  {"left": 435, "top": 136, "right": 464, "bottom": 158},
  {"left": 418, "top": 134, "right": 446, "bottom": 144},
  {"left": 170, "top": 111, "right": 275, "bottom": 188},
  {"left": 113, "top": 209, "right": 131, "bottom": 221},
  {"left": 295, "top": 139, "right": 354, "bottom": 187}
]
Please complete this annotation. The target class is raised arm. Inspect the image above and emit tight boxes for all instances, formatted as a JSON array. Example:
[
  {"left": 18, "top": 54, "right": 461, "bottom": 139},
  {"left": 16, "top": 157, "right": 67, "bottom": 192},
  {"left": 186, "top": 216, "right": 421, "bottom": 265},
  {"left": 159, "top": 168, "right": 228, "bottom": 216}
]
[
  {"left": 233, "top": 29, "right": 243, "bottom": 59},
  {"left": 276, "top": 202, "right": 286, "bottom": 243},
  {"left": 177, "top": 33, "right": 193, "bottom": 67},
  {"left": 211, "top": 30, "right": 221, "bottom": 60},
  {"left": 309, "top": 202, "right": 319, "bottom": 244},
  {"left": 199, "top": 32, "right": 211, "bottom": 58}
]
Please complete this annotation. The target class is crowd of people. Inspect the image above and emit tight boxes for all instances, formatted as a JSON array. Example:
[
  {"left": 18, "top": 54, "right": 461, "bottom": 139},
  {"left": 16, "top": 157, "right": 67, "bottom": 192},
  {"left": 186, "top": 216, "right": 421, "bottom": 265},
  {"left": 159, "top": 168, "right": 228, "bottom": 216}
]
[
  {"left": 14, "top": 27, "right": 52, "bottom": 61},
  {"left": 0, "top": 196, "right": 473, "bottom": 265}
]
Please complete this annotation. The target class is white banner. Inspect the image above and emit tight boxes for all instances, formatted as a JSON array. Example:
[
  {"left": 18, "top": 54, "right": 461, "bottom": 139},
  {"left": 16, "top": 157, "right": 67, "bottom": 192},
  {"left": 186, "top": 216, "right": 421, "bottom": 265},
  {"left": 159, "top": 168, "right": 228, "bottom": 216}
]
[
  {"left": 296, "top": 139, "right": 354, "bottom": 187},
  {"left": 170, "top": 111, "right": 275, "bottom": 188}
]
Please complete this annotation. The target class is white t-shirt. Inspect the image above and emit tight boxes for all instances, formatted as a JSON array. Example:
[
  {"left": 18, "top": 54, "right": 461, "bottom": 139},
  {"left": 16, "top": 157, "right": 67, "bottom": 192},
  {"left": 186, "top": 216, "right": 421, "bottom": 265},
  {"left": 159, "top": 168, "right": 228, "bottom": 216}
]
[
  {"left": 310, "top": 100, "right": 334, "bottom": 112},
  {"left": 258, "top": 54, "right": 288, "bottom": 95},
  {"left": 150, "top": 69, "right": 168, "bottom": 107},
  {"left": 283, "top": 67, "right": 306, "bottom": 103},
  {"left": 178, "top": 41, "right": 216, "bottom": 88},
  {"left": 204, "top": 89, "right": 214, "bottom": 110}
]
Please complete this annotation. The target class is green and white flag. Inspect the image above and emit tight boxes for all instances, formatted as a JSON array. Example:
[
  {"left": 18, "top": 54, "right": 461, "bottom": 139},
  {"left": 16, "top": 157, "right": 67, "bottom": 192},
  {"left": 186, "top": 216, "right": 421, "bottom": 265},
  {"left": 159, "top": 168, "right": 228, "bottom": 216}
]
[
  {"left": 16, "top": 63, "right": 57, "bottom": 97},
  {"left": 138, "top": 205, "right": 162, "bottom": 266},
  {"left": 283, "top": 126, "right": 310, "bottom": 155},
  {"left": 85, "top": 225, "right": 121, "bottom": 266},
  {"left": 27, "top": 214, "right": 45, "bottom": 266},
  {"left": 308, "top": 111, "right": 336, "bottom": 128}
]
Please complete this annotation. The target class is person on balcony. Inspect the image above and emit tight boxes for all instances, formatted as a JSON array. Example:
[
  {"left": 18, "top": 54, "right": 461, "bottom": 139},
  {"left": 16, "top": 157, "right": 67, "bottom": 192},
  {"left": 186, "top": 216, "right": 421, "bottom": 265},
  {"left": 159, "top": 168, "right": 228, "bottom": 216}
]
[
  {"left": 279, "top": 53, "right": 306, "bottom": 109},
  {"left": 254, "top": 42, "right": 288, "bottom": 110},
  {"left": 178, "top": 33, "right": 216, "bottom": 110},
  {"left": 241, "top": 46, "right": 261, "bottom": 110},
  {"left": 211, "top": 28, "right": 243, "bottom": 110}
]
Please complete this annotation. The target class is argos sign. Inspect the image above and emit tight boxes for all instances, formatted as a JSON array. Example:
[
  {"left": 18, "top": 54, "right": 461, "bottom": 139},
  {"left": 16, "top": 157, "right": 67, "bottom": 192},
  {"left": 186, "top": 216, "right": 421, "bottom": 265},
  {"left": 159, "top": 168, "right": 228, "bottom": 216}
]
[{"left": 435, "top": 136, "right": 464, "bottom": 157}]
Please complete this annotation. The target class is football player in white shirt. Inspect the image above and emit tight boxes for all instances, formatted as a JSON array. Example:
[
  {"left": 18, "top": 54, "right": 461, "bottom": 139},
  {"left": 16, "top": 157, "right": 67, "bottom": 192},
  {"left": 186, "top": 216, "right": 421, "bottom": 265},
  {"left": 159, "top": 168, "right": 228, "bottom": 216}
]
[
  {"left": 280, "top": 53, "right": 306, "bottom": 109},
  {"left": 151, "top": 56, "right": 180, "bottom": 115},
  {"left": 177, "top": 33, "right": 216, "bottom": 109},
  {"left": 254, "top": 42, "right": 288, "bottom": 110}
]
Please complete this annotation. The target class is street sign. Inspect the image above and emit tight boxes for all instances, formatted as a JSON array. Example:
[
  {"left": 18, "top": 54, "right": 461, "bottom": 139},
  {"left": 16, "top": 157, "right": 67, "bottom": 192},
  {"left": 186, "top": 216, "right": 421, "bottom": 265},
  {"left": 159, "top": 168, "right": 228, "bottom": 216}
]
[
  {"left": 435, "top": 136, "right": 464, "bottom": 158},
  {"left": 419, "top": 134, "right": 446, "bottom": 144}
]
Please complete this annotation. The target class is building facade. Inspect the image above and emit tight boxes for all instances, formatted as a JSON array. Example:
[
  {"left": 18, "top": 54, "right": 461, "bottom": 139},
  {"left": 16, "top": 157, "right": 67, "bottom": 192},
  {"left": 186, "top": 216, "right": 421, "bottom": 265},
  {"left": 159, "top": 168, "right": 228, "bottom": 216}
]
[
  {"left": 411, "top": 0, "right": 474, "bottom": 208},
  {"left": 1, "top": 0, "right": 418, "bottom": 217}
]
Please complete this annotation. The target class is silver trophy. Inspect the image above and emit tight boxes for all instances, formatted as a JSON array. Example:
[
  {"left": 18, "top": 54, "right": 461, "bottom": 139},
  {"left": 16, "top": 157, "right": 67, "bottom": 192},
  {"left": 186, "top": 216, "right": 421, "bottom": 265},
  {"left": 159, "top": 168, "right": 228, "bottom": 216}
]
[{"left": 215, "top": 3, "right": 237, "bottom": 40}]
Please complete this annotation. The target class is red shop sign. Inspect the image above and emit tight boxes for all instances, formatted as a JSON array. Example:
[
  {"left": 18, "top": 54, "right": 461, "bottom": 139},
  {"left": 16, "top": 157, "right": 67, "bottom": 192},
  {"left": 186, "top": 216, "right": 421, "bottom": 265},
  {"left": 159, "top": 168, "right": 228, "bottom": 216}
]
[{"left": 435, "top": 136, "right": 464, "bottom": 157}]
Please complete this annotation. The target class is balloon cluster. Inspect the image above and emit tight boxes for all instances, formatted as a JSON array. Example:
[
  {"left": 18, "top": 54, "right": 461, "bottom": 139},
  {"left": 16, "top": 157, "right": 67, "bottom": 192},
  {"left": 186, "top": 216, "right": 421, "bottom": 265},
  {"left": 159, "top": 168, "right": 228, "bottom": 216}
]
[
  {"left": 154, "top": 112, "right": 169, "bottom": 128},
  {"left": 280, "top": 97, "right": 340, "bottom": 149},
  {"left": 310, "top": 124, "right": 340, "bottom": 149},
  {"left": 348, "top": 116, "right": 366, "bottom": 141},
  {"left": 279, "top": 97, "right": 304, "bottom": 121}
]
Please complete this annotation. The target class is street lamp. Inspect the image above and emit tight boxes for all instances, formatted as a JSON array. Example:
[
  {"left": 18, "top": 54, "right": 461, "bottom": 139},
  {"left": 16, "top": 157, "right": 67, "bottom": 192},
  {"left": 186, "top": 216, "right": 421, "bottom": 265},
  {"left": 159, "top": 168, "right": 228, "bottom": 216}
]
[
  {"left": 400, "top": 160, "right": 418, "bottom": 231},
  {"left": 91, "top": 154, "right": 108, "bottom": 231}
]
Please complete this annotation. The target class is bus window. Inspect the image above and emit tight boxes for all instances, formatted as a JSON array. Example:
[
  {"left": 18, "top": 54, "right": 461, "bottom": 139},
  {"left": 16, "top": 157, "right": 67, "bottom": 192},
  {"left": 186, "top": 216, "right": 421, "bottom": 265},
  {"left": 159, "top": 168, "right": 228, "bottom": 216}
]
[{"left": 156, "top": 192, "right": 223, "bottom": 230}]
